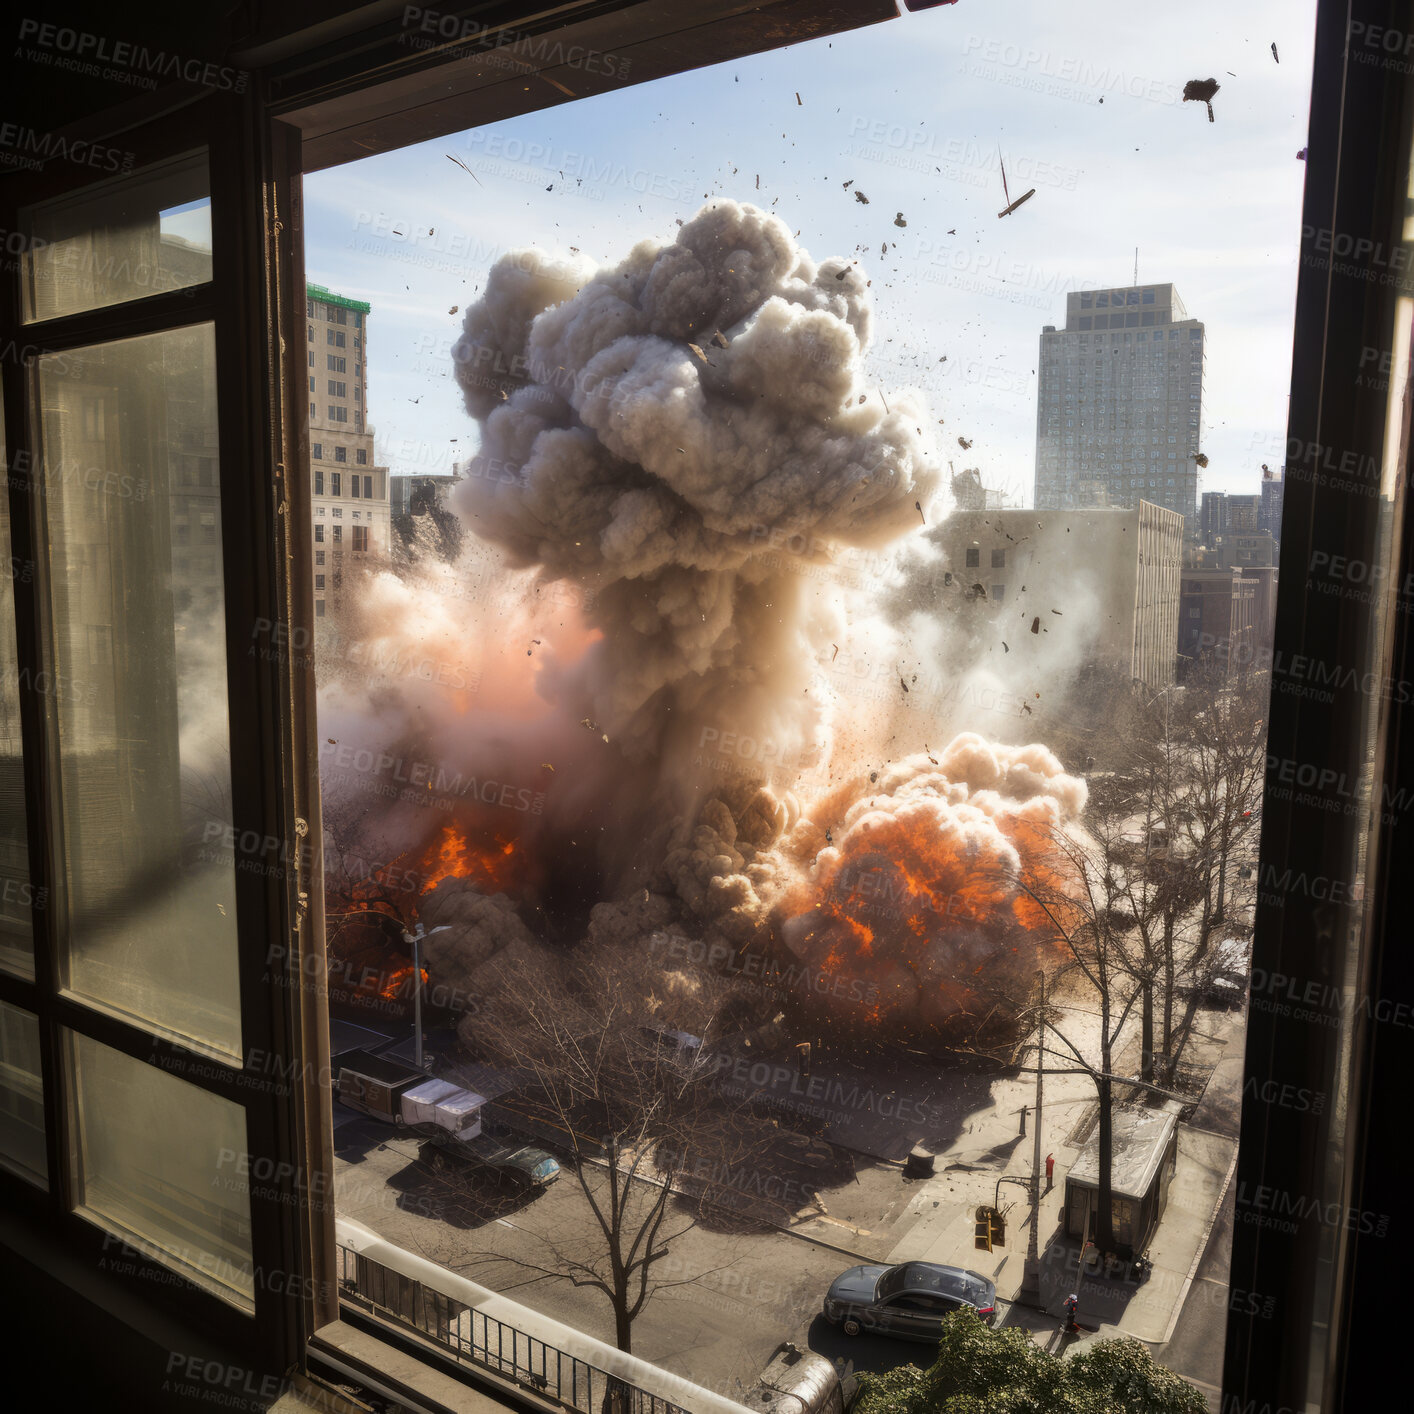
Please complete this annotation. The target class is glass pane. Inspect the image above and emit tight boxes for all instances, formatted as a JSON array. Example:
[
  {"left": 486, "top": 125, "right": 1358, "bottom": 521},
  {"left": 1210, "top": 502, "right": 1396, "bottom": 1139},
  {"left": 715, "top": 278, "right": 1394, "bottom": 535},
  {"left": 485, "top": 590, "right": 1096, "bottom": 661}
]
[
  {"left": 36, "top": 325, "right": 240, "bottom": 1058},
  {"left": 0, "top": 1001, "right": 45, "bottom": 1187},
  {"left": 20, "top": 151, "right": 211, "bottom": 323},
  {"left": 67, "top": 1031, "right": 251, "bottom": 1307},
  {"left": 0, "top": 409, "right": 34, "bottom": 980}
]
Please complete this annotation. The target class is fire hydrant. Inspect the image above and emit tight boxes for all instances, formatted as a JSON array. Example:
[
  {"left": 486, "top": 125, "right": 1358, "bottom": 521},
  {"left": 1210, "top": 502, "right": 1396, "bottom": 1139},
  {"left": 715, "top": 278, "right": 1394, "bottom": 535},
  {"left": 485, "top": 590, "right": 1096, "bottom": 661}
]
[{"left": 1045, "top": 1153, "right": 1055, "bottom": 1191}]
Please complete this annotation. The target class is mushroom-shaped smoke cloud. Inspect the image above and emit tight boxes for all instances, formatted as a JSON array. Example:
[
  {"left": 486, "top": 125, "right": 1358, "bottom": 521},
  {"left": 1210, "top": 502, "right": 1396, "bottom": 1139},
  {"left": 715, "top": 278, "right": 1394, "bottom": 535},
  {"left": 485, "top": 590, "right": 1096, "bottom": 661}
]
[{"left": 451, "top": 201, "right": 941, "bottom": 783}]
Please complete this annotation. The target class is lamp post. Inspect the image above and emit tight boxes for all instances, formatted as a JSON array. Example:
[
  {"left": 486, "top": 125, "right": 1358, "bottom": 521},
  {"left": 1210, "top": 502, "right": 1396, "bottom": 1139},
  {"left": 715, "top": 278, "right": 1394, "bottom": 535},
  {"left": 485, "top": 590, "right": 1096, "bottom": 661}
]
[
  {"left": 400, "top": 923, "right": 451, "bottom": 1070},
  {"left": 1017, "top": 969, "right": 1046, "bottom": 1305}
]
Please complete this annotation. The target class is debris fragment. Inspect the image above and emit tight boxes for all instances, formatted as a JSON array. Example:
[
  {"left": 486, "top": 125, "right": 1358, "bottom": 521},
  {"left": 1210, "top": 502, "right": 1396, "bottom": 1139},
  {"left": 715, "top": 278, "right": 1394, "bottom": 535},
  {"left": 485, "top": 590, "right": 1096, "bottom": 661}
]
[
  {"left": 1194, "top": 452, "right": 1209, "bottom": 467},
  {"left": 899, "top": 676, "right": 910, "bottom": 694},
  {"left": 541, "top": 762, "right": 554, "bottom": 772},
  {"left": 843, "top": 179, "right": 854, "bottom": 189},
  {"left": 997, "top": 150, "right": 1036, "bottom": 218},
  {"left": 915, "top": 501, "right": 925, "bottom": 524},
  {"left": 1050, "top": 610, "right": 1062, "bottom": 616},
  {"left": 958, "top": 436, "right": 972, "bottom": 449},
  {"left": 1030, "top": 617, "right": 1040, "bottom": 634},
  {"left": 445, "top": 152, "right": 484, "bottom": 186},
  {"left": 711, "top": 329, "right": 729, "bottom": 349},
  {"left": 448, "top": 305, "right": 459, "bottom": 315},
  {"left": 580, "top": 717, "right": 599, "bottom": 732},
  {"left": 1271, "top": 41, "right": 1279, "bottom": 63},
  {"left": 687, "top": 342, "right": 709, "bottom": 364},
  {"left": 855, "top": 190, "right": 870, "bottom": 204},
  {"left": 1182, "top": 78, "right": 1221, "bottom": 122},
  {"left": 832, "top": 644, "right": 840, "bottom": 661},
  {"left": 1002, "top": 642, "right": 1009, "bottom": 653},
  {"left": 894, "top": 212, "right": 907, "bottom": 227}
]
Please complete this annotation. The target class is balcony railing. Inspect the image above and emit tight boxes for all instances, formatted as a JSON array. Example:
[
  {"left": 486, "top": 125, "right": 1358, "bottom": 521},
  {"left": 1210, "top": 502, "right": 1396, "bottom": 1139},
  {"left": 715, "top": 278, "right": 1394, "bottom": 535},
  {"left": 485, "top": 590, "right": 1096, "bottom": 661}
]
[{"left": 335, "top": 1217, "right": 753, "bottom": 1414}]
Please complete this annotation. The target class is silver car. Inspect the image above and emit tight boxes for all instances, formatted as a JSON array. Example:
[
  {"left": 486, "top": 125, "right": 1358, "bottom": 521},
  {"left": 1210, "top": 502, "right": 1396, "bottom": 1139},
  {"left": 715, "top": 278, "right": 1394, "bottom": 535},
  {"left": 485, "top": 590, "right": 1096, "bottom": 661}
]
[{"left": 822, "top": 1261, "right": 997, "bottom": 1340}]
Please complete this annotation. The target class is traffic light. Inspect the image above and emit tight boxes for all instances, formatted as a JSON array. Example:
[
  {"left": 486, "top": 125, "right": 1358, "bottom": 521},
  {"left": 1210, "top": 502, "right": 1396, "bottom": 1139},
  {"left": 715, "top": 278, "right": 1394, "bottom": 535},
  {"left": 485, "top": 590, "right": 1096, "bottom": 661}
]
[{"left": 974, "top": 1205, "right": 992, "bottom": 1252}]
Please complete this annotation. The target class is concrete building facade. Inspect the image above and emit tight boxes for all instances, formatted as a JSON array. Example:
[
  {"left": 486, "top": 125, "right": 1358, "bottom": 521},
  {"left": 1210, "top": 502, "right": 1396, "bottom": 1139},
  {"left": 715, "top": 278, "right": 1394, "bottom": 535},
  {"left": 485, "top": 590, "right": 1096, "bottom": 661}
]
[
  {"left": 1035, "top": 283, "right": 1205, "bottom": 526},
  {"left": 1200, "top": 491, "right": 1261, "bottom": 540},
  {"left": 1259, "top": 467, "right": 1284, "bottom": 543},
  {"left": 1179, "top": 568, "right": 1257, "bottom": 675},
  {"left": 305, "top": 283, "right": 391, "bottom": 620},
  {"left": 937, "top": 501, "right": 1183, "bottom": 688}
]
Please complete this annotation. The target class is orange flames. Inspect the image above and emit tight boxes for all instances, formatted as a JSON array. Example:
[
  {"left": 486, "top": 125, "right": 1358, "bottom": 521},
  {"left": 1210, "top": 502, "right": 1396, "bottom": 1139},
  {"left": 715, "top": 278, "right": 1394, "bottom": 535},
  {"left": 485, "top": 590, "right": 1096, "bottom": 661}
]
[
  {"left": 779, "top": 748, "right": 1084, "bottom": 1041},
  {"left": 379, "top": 964, "right": 430, "bottom": 1001},
  {"left": 420, "top": 820, "right": 521, "bottom": 896}
]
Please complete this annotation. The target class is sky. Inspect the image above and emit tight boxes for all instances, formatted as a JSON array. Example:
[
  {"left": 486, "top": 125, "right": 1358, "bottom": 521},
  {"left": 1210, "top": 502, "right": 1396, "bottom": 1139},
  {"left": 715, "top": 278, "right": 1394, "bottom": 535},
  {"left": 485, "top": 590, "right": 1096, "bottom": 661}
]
[{"left": 303, "top": 0, "right": 1317, "bottom": 507}]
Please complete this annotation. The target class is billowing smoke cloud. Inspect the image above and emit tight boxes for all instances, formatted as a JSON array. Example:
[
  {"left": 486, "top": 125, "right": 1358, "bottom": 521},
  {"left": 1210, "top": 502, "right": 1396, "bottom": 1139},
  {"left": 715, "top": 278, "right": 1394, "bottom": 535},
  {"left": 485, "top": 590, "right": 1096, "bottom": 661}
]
[
  {"left": 450, "top": 201, "right": 942, "bottom": 788},
  {"left": 768, "top": 733, "right": 1087, "bottom": 1036}
]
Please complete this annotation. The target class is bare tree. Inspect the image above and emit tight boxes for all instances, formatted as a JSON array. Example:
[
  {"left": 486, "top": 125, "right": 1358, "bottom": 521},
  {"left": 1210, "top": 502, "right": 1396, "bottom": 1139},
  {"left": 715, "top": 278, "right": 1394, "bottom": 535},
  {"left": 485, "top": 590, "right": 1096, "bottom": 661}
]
[{"left": 460, "top": 948, "right": 774, "bottom": 1352}]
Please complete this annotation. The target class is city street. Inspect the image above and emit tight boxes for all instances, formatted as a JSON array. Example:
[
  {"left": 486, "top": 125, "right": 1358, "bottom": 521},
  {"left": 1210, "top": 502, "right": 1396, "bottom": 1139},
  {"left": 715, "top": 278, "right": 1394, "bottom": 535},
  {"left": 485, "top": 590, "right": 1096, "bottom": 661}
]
[{"left": 332, "top": 985, "right": 1246, "bottom": 1404}]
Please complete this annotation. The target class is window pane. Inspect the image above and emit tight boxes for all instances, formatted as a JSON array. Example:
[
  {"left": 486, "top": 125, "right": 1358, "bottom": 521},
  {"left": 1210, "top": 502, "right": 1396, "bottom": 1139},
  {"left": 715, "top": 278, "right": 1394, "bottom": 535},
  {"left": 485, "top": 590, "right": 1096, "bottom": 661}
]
[
  {"left": 67, "top": 1031, "right": 251, "bottom": 1307},
  {"left": 0, "top": 410, "right": 34, "bottom": 980},
  {"left": 0, "top": 1001, "right": 45, "bottom": 1187},
  {"left": 20, "top": 151, "right": 211, "bottom": 323},
  {"left": 36, "top": 326, "right": 240, "bottom": 1058}
]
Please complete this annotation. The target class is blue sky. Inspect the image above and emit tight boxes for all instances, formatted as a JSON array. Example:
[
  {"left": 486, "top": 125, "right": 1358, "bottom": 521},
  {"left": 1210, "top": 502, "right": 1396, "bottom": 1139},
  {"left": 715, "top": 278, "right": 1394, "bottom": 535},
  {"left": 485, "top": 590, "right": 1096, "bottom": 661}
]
[{"left": 304, "top": 0, "right": 1316, "bottom": 505}]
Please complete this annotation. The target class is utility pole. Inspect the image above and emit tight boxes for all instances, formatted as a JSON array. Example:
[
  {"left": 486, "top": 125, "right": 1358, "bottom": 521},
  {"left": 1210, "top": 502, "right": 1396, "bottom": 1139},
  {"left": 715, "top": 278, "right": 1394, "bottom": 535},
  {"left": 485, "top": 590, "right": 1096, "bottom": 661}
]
[{"left": 1017, "top": 970, "right": 1046, "bottom": 1305}]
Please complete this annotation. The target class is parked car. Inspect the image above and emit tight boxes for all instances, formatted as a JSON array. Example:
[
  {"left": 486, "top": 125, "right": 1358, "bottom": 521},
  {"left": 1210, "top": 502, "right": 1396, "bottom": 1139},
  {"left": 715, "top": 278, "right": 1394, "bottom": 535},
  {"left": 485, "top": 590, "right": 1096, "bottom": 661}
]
[
  {"left": 422, "top": 1131, "right": 561, "bottom": 1190},
  {"left": 822, "top": 1261, "right": 996, "bottom": 1340},
  {"left": 1180, "top": 935, "right": 1251, "bottom": 1011}
]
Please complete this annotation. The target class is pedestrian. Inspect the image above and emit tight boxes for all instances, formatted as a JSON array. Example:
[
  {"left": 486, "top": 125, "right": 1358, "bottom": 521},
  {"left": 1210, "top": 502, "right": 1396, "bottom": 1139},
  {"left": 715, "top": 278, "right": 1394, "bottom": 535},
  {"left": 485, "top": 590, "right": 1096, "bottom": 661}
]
[
  {"left": 1063, "top": 1292, "right": 1079, "bottom": 1333},
  {"left": 1045, "top": 1153, "right": 1055, "bottom": 1191}
]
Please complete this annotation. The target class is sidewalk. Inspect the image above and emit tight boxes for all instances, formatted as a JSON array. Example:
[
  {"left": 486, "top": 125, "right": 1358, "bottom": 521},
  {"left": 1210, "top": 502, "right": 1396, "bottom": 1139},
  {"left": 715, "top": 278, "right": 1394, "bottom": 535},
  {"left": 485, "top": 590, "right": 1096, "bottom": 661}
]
[{"left": 869, "top": 1008, "right": 1242, "bottom": 1344}]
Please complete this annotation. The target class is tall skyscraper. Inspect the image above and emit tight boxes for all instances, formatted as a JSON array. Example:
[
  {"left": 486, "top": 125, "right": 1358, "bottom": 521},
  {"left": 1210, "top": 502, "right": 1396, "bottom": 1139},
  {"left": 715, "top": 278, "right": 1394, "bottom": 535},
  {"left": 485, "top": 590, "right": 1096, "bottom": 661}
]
[
  {"left": 1034, "top": 283, "right": 1205, "bottom": 526},
  {"left": 1259, "top": 465, "right": 1284, "bottom": 544},
  {"left": 305, "top": 284, "right": 392, "bottom": 620}
]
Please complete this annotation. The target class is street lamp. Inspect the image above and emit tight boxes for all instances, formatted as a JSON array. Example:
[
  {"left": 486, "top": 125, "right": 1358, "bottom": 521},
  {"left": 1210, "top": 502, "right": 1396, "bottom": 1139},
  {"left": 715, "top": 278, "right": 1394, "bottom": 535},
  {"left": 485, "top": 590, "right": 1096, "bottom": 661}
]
[{"left": 401, "top": 923, "right": 451, "bottom": 1070}]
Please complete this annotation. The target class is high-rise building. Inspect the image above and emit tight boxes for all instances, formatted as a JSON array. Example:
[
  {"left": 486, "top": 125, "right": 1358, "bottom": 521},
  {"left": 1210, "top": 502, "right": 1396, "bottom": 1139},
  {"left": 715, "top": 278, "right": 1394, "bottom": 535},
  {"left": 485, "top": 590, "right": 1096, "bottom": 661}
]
[
  {"left": 1200, "top": 490, "right": 1261, "bottom": 540},
  {"left": 305, "top": 284, "right": 392, "bottom": 620},
  {"left": 1035, "top": 283, "right": 1205, "bottom": 527},
  {"left": 1260, "top": 465, "right": 1284, "bottom": 543}
]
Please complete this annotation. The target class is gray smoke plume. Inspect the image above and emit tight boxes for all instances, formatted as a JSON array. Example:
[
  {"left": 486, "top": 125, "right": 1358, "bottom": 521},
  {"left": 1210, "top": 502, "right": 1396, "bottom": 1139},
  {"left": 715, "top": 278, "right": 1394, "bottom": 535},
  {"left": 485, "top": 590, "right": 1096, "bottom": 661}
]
[{"left": 450, "top": 202, "right": 942, "bottom": 789}]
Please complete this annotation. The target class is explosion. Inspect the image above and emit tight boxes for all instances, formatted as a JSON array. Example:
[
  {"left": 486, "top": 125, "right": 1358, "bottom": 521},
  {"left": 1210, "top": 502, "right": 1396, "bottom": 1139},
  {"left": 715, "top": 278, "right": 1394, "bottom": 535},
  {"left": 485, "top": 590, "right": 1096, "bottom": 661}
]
[{"left": 321, "top": 199, "right": 1092, "bottom": 1052}]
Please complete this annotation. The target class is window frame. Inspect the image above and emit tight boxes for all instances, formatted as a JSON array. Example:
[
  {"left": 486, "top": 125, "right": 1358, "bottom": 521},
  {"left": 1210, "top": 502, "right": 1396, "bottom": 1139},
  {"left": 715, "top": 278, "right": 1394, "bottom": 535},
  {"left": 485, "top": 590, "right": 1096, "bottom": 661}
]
[{"left": 0, "top": 100, "right": 322, "bottom": 1376}]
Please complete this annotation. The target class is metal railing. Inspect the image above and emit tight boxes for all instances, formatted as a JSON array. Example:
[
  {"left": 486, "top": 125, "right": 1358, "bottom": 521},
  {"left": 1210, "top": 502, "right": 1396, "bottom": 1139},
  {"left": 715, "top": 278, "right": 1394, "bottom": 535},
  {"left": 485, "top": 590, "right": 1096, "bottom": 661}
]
[{"left": 335, "top": 1217, "right": 752, "bottom": 1414}]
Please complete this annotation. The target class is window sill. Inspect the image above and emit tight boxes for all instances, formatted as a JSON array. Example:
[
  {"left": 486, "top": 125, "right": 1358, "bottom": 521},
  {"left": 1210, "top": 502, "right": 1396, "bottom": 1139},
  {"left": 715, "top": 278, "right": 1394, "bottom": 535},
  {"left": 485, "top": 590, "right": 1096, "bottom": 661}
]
[{"left": 311, "top": 1318, "right": 528, "bottom": 1414}]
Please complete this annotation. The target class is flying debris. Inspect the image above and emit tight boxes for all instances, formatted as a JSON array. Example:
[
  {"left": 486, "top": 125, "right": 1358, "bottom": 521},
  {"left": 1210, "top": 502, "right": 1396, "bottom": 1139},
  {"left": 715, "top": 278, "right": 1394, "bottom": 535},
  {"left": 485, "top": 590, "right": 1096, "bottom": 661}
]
[
  {"left": 1030, "top": 617, "right": 1040, "bottom": 635},
  {"left": 997, "top": 150, "right": 1035, "bottom": 218},
  {"left": 1182, "top": 78, "right": 1221, "bottom": 122},
  {"left": 1271, "top": 41, "right": 1279, "bottom": 62},
  {"left": 916, "top": 501, "right": 926, "bottom": 524},
  {"left": 1194, "top": 452, "right": 1210, "bottom": 468},
  {"left": 445, "top": 152, "right": 484, "bottom": 185},
  {"left": 894, "top": 212, "right": 907, "bottom": 227},
  {"left": 958, "top": 437, "right": 972, "bottom": 449},
  {"left": 855, "top": 190, "right": 870, "bottom": 204},
  {"left": 687, "top": 342, "right": 709, "bottom": 364},
  {"left": 449, "top": 305, "right": 459, "bottom": 315},
  {"left": 711, "top": 329, "right": 729, "bottom": 349},
  {"left": 796, "top": 91, "right": 802, "bottom": 104}
]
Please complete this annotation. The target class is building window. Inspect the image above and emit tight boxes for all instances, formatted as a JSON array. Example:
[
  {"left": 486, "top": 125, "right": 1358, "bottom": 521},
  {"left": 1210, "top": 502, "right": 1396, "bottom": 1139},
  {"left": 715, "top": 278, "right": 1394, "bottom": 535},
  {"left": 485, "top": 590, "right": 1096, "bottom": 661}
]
[
  {"left": 356, "top": 449, "right": 367, "bottom": 465},
  {"left": 334, "top": 446, "right": 346, "bottom": 463},
  {"left": 316, "top": 600, "right": 326, "bottom": 618},
  {"left": 351, "top": 476, "right": 360, "bottom": 498},
  {"left": 333, "top": 526, "right": 343, "bottom": 544},
  {"left": 309, "top": 402, "right": 315, "bottom": 419},
  {"left": 330, "top": 473, "right": 341, "bottom": 496},
  {"left": 352, "top": 526, "right": 369, "bottom": 552},
  {"left": 332, "top": 507, "right": 343, "bottom": 519},
  {"left": 965, "top": 547, "right": 980, "bottom": 568},
  {"left": 364, "top": 476, "right": 373, "bottom": 498},
  {"left": 313, "top": 443, "right": 322, "bottom": 459},
  {"left": 991, "top": 584, "right": 1005, "bottom": 601},
  {"left": 328, "top": 381, "right": 346, "bottom": 398},
  {"left": 991, "top": 548, "right": 1005, "bottom": 568},
  {"left": 315, "top": 574, "right": 325, "bottom": 590},
  {"left": 314, "top": 470, "right": 323, "bottom": 495},
  {"left": 307, "top": 351, "right": 314, "bottom": 367},
  {"left": 327, "top": 355, "right": 346, "bottom": 372},
  {"left": 308, "top": 376, "right": 314, "bottom": 392},
  {"left": 354, "top": 413, "right": 362, "bottom": 429},
  {"left": 314, "top": 525, "right": 324, "bottom": 543},
  {"left": 329, "top": 406, "right": 347, "bottom": 422}
]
